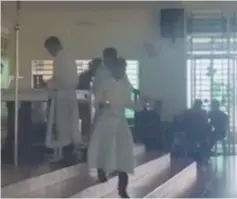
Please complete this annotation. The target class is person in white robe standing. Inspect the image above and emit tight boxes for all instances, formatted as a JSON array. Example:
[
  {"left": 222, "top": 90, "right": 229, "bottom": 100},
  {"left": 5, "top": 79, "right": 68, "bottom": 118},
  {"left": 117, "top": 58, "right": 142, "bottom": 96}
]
[
  {"left": 44, "top": 36, "right": 81, "bottom": 162},
  {"left": 88, "top": 52, "right": 143, "bottom": 198}
]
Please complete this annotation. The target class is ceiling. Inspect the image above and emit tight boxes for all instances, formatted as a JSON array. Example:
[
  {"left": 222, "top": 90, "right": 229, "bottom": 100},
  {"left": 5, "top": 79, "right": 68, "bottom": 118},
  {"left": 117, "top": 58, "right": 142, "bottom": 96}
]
[
  {"left": 2, "top": 1, "right": 237, "bottom": 13},
  {"left": 1, "top": 1, "right": 236, "bottom": 27},
  {"left": 1, "top": 1, "right": 171, "bottom": 12}
]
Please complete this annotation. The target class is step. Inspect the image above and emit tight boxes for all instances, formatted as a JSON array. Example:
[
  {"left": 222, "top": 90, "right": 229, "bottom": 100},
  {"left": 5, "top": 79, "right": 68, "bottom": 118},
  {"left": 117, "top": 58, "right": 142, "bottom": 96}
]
[
  {"left": 70, "top": 153, "right": 171, "bottom": 198},
  {"left": 103, "top": 157, "right": 191, "bottom": 198},
  {"left": 178, "top": 163, "right": 214, "bottom": 198},
  {"left": 18, "top": 151, "right": 164, "bottom": 198},
  {"left": 1, "top": 144, "right": 145, "bottom": 198},
  {"left": 143, "top": 162, "right": 197, "bottom": 198}
]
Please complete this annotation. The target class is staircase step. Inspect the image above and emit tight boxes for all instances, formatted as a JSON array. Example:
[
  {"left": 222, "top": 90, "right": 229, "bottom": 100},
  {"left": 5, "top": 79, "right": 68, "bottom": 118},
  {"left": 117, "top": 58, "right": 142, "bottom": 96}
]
[
  {"left": 20, "top": 152, "right": 164, "bottom": 198},
  {"left": 103, "top": 158, "right": 191, "bottom": 198},
  {"left": 70, "top": 154, "right": 170, "bottom": 198},
  {"left": 1, "top": 144, "right": 145, "bottom": 198},
  {"left": 143, "top": 162, "right": 197, "bottom": 198}
]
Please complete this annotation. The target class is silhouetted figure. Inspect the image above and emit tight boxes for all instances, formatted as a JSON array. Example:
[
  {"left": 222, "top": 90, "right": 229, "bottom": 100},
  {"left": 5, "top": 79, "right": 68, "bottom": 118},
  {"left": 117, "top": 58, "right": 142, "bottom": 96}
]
[
  {"left": 136, "top": 101, "right": 162, "bottom": 151},
  {"left": 77, "top": 58, "right": 102, "bottom": 140},
  {"left": 208, "top": 99, "right": 228, "bottom": 154},
  {"left": 88, "top": 48, "right": 139, "bottom": 198},
  {"left": 77, "top": 58, "right": 102, "bottom": 89},
  {"left": 44, "top": 36, "right": 80, "bottom": 163},
  {"left": 182, "top": 99, "right": 210, "bottom": 161},
  {"left": 184, "top": 99, "right": 208, "bottom": 126}
]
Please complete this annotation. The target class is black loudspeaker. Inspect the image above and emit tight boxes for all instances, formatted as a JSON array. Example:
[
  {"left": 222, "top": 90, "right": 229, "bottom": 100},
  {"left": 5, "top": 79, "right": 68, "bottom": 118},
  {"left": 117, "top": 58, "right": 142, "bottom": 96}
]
[{"left": 160, "top": 8, "right": 185, "bottom": 39}]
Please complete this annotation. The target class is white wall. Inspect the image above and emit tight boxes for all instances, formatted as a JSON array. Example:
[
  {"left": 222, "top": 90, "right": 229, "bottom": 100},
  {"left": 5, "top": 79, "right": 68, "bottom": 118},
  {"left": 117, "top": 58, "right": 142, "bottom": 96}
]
[{"left": 1, "top": 1, "right": 192, "bottom": 120}]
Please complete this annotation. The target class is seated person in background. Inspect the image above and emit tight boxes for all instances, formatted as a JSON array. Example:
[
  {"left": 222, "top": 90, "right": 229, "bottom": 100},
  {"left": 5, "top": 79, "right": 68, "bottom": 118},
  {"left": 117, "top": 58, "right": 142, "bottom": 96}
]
[
  {"left": 182, "top": 99, "right": 210, "bottom": 159},
  {"left": 169, "top": 110, "right": 193, "bottom": 156},
  {"left": 208, "top": 99, "right": 228, "bottom": 152},
  {"left": 77, "top": 58, "right": 102, "bottom": 142},
  {"left": 184, "top": 99, "right": 208, "bottom": 126},
  {"left": 184, "top": 99, "right": 209, "bottom": 135},
  {"left": 136, "top": 99, "right": 162, "bottom": 150}
]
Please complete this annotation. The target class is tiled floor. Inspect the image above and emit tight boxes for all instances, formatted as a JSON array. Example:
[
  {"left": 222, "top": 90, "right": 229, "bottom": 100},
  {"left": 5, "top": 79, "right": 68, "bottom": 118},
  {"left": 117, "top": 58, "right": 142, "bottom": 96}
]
[
  {"left": 201, "top": 156, "right": 237, "bottom": 198},
  {"left": 180, "top": 156, "right": 237, "bottom": 198}
]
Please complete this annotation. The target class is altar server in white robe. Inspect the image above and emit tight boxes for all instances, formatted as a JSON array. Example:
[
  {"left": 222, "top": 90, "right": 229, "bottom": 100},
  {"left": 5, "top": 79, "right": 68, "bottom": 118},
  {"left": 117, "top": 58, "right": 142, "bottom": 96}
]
[
  {"left": 88, "top": 58, "right": 143, "bottom": 198},
  {"left": 44, "top": 36, "right": 81, "bottom": 162},
  {"left": 91, "top": 48, "right": 127, "bottom": 127}
]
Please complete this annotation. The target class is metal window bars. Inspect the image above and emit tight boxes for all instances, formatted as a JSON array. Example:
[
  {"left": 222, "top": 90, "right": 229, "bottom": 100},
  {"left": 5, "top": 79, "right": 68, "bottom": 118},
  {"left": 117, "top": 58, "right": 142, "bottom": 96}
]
[{"left": 187, "top": 11, "right": 237, "bottom": 155}]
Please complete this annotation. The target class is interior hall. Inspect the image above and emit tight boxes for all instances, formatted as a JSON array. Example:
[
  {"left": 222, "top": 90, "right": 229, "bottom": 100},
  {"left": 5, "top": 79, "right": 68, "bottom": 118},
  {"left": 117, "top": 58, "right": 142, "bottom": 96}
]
[{"left": 1, "top": 1, "right": 237, "bottom": 198}]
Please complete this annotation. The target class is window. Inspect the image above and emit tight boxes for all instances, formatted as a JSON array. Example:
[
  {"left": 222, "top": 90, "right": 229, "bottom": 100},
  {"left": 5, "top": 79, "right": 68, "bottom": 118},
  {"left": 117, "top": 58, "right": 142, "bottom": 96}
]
[
  {"left": 1, "top": 35, "right": 10, "bottom": 89},
  {"left": 31, "top": 59, "right": 91, "bottom": 86},
  {"left": 125, "top": 60, "right": 139, "bottom": 119},
  {"left": 1, "top": 35, "right": 10, "bottom": 120},
  {"left": 32, "top": 59, "right": 139, "bottom": 119},
  {"left": 1, "top": 36, "right": 8, "bottom": 57},
  {"left": 187, "top": 11, "right": 237, "bottom": 56},
  {"left": 187, "top": 11, "right": 237, "bottom": 134}
]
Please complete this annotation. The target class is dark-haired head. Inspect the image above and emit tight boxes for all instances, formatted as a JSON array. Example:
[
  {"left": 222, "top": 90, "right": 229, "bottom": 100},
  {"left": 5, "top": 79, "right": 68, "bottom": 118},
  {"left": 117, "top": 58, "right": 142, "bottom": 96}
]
[
  {"left": 44, "top": 36, "right": 62, "bottom": 57},
  {"left": 103, "top": 47, "right": 118, "bottom": 66},
  {"left": 193, "top": 99, "right": 202, "bottom": 109}
]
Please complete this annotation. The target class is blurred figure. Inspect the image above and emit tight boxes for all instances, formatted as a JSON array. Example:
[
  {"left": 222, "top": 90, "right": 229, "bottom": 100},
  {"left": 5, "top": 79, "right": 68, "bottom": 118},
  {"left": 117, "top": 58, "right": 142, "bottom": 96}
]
[
  {"left": 88, "top": 49, "right": 145, "bottom": 198},
  {"left": 136, "top": 99, "right": 163, "bottom": 151},
  {"left": 77, "top": 58, "right": 102, "bottom": 90},
  {"left": 183, "top": 99, "right": 210, "bottom": 161},
  {"left": 184, "top": 100, "right": 209, "bottom": 133},
  {"left": 44, "top": 36, "right": 80, "bottom": 162},
  {"left": 93, "top": 47, "right": 119, "bottom": 92},
  {"left": 77, "top": 58, "right": 102, "bottom": 142},
  {"left": 185, "top": 99, "right": 208, "bottom": 125},
  {"left": 208, "top": 99, "right": 228, "bottom": 153}
]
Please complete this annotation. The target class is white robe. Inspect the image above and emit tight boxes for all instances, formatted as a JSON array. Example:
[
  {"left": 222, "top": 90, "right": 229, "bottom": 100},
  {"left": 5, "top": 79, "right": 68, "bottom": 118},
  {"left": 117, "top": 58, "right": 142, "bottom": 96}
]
[
  {"left": 92, "top": 63, "right": 110, "bottom": 93},
  {"left": 91, "top": 63, "right": 130, "bottom": 124},
  {"left": 46, "top": 49, "right": 81, "bottom": 148},
  {"left": 88, "top": 76, "right": 135, "bottom": 174}
]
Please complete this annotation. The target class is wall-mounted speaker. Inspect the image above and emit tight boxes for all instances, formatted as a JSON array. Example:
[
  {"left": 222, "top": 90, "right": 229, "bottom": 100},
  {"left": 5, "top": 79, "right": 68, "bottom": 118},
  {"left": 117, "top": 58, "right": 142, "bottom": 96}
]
[{"left": 160, "top": 8, "right": 185, "bottom": 39}]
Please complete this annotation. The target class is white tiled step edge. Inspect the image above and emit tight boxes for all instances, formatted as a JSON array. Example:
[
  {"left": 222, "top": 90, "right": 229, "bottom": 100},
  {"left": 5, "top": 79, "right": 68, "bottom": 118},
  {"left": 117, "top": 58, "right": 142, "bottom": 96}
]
[
  {"left": 2, "top": 144, "right": 144, "bottom": 198},
  {"left": 70, "top": 153, "right": 171, "bottom": 198},
  {"left": 104, "top": 155, "right": 171, "bottom": 198},
  {"left": 144, "top": 162, "right": 197, "bottom": 198}
]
